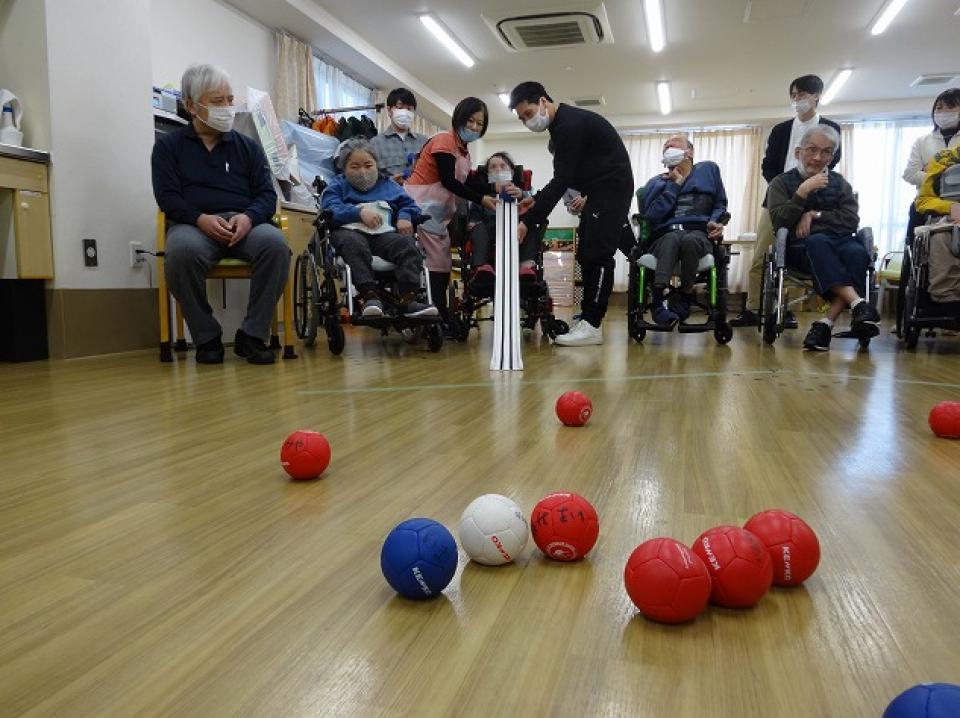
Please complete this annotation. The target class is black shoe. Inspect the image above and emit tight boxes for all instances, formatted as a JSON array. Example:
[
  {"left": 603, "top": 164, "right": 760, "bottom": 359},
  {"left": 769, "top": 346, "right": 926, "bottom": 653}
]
[
  {"left": 784, "top": 310, "right": 799, "bottom": 329},
  {"left": 674, "top": 295, "right": 693, "bottom": 322},
  {"left": 233, "top": 329, "right": 275, "bottom": 364},
  {"left": 730, "top": 309, "right": 759, "bottom": 327},
  {"left": 195, "top": 335, "right": 224, "bottom": 364},
  {"left": 850, "top": 301, "right": 881, "bottom": 335},
  {"left": 803, "top": 322, "right": 832, "bottom": 351}
]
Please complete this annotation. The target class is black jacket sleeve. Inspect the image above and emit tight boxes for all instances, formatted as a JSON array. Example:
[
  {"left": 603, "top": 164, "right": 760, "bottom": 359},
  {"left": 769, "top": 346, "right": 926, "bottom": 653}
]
[
  {"left": 524, "top": 121, "right": 585, "bottom": 227},
  {"left": 151, "top": 136, "right": 204, "bottom": 226},
  {"left": 435, "top": 152, "right": 485, "bottom": 205},
  {"left": 761, "top": 122, "right": 788, "bottom": 184}
]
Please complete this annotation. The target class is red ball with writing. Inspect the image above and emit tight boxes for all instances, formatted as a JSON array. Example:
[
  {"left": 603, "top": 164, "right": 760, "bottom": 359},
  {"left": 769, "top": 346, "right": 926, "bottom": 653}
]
[
  {"left": 280, "top": 430, "right": 331, "bottom": 480},
  {"left": 744, "top": 509, "right": 820, "bottom": 587},
  {"left": 692, "top": 525, "right": 773, "bottom": 608},
  {"left": 556, "top": 391, "right": 593, "bottom": 427},
  {"left": 530, "top": 492, "right": 599, "bottom": 561}
]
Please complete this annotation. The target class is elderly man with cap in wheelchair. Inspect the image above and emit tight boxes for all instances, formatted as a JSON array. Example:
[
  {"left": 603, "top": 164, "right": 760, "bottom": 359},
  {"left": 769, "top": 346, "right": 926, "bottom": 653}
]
[{"left": 767, "top": 124, "right": 881, "bottom": 351}]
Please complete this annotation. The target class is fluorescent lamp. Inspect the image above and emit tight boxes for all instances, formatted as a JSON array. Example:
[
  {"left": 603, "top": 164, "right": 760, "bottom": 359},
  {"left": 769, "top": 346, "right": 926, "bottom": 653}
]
[
  {"left": 656, "top": 81, "right": 672, "bottom": 115},
  {"left": 498, "top": 92, "right": 510, "bottom": 106},
  {"left": 820, "top": 68, "right": 853, "bottom": 105},
  {"left": 419, "top": 14, "right": 474, "bottom": 68},
  {"left": 870, "top": 0, "right": 911, "bottom": 35},
  {"left": 644, "top": 0, "right": 666, "bottom": 53}
]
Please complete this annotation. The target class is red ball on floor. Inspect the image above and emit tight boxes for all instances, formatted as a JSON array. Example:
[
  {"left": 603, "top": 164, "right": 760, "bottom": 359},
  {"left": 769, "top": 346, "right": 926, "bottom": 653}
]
[
  {"left": 624, "top": 538, "right": 713, "bottom": 624},
  {"left": 530, "top": 492, "right": 599, "bottom": 561},
  {"left": 692, "top": 525, "right": 773, "bottom": 608},
  {"left": 280, "top": 430, "right": 331, "bottom": 480},
  {"left": 556, "top": 391, "right": 593, "bottom": 427},
  {"left": 928, "top": 401, "right": 960, "bottom": 438},
  {"left": 743, "top": 509, "right": 820, "bottom": 587}
]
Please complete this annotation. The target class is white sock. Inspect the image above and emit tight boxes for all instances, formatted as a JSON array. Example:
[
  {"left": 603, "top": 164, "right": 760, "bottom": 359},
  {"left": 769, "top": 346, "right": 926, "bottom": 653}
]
[
  {"left": 850, "top": 298, "right": 864, "bottom": 309},
  {"left": 816, "top": 317, "right": 834, "bottom": 328}
]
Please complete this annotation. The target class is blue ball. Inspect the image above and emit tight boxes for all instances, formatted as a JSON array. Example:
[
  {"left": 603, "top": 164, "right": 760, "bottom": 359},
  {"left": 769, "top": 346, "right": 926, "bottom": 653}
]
[
  {"left": 884, "top": 683, "right": 960, "bottom": 718},
  {"left": 380, "top": 518, "right": 458, "bottom": 600}
]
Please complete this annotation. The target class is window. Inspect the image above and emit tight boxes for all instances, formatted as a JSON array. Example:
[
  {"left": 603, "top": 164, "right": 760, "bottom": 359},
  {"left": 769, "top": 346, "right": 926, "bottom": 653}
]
[
  {"left": 312, "top": 56, "right": 375, "bottom": 116},
  {"left": 839, "top": 120, "right": 930, "bottom": 256}
]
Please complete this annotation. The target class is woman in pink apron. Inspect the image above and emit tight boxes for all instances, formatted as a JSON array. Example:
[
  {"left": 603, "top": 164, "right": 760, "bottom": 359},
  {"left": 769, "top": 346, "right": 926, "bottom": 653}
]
[{"left": 405, "top": 97, "right": 497, "bottom": 326}]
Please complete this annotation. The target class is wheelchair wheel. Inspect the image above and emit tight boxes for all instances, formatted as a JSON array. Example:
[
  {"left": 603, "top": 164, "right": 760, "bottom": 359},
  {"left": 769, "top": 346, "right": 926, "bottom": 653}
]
[
  {"left": 762, "top": 315, "right": 778, "bottom": 345},
  {"left": 426, "top": 324, "right": 443, "bottom": 352},
  {"left": 904, "top": 324, "right": 920, "bottom": 350},
  {"left": 714, "top": 322, "right": 734, "bottom": 345},
  {"left": 325, "top": 317, "right": 345, "bottom": 355},
  {"left": 293, "top": 252, "right": 320, "bottom": 346}
]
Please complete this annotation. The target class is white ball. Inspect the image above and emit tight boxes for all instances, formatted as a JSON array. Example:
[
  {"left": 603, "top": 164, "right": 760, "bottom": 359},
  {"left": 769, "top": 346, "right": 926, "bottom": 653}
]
[{"left": 458, "top": 494, "right": 529, "bottom": 565}]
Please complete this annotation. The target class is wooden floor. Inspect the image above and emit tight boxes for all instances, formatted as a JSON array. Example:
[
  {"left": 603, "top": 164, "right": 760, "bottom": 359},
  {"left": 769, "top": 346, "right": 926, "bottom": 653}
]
[{"left": 2, "top": 312, "right": 960, "bottom": 717}]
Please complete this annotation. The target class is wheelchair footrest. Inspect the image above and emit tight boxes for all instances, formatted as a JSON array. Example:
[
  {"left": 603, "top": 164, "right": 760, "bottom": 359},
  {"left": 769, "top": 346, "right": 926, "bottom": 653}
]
[
  {"left": 833, "top": 326, "right": 880, "bottom": 341},
  {"left": 351, "top": 313, "right": 441, "bottom": 328},
  {"left": 677, "top": 321, "right": 716, "bottom": 334}
]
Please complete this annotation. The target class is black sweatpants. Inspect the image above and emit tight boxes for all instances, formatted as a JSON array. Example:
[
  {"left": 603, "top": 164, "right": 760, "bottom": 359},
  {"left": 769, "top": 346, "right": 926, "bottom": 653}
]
[{"left": 577, "top": 195, "right": 632, "bottom": 327}]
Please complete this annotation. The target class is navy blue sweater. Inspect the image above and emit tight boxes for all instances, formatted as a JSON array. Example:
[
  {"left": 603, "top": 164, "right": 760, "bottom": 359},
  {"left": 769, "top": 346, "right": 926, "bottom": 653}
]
[
  {"left": 321, "top": 174, "right": 422, "bottom": 228},
  {"left": 641, "top": 161, "right": 728, "bottom": 236},
  {"left": 151, "top": 123, "right": 277, "bottom": 226}
]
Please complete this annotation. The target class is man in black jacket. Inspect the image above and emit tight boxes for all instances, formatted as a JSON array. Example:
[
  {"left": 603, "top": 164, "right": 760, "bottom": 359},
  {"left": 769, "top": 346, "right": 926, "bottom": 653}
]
[
  {"left": 731, "top": 74, "right": 842, "bottom": 327},
  {"left": 510, "top": 81, "right": 634, "bottom": 346}
]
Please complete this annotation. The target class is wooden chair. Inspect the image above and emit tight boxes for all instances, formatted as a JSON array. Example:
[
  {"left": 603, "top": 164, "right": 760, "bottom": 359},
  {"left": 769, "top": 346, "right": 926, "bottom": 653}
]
[{"left": 155, "top": 210, "right": 297, "bottom": 362}]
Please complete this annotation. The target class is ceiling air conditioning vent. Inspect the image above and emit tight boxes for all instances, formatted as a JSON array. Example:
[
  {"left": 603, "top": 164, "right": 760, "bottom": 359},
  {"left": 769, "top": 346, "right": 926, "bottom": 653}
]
[
  {"left": 484, "top": 4, "right": 613, "bottom": 51},
  {"left": 910, "top": 73, "right": 959, "bottom": 87},
  {"left": 573, "top": 96, "right": 605, "bottom": 107}
]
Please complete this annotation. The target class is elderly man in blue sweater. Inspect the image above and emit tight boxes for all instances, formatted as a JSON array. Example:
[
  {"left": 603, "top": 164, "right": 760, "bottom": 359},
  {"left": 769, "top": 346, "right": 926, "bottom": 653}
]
[
  {"left": 321, "top": 139, "right": 437, "bottom": 319},
  {"left": 641, "top": 135, "right": 728, "bottom": 326}
]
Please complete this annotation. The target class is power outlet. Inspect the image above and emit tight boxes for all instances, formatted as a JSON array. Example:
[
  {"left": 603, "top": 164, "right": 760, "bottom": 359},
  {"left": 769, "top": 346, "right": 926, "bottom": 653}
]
[
  {"left": 82, "top": 238, "right": 98, "bottom": 267},
  {"left": 129, "top": 241, "right": 145, "bottom": 268}
]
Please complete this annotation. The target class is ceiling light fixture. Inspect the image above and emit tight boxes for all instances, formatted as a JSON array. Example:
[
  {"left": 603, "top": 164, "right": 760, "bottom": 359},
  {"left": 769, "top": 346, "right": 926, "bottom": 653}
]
[
  {"left": 656, "top": 81, "right": 672, "bottom": 115},
  {"left": 643, "top": 0, "right": 666, "bottom": 53},
  {"left": 870, "top": 0, "right": 912, "bottom": 36},
  {"left": 498, "top": 92, "right": 510, "bottom": 106},
  {"left": 419, "top": 14, "right": 475, "bottom": 68},
  {"left": 820, "top": 68, "right": 854, "bottom": 105}
]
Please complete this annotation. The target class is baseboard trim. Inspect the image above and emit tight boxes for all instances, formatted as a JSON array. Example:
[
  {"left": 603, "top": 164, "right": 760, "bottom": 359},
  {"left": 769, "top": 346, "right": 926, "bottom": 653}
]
[{"left": 46, "top": 288, "right": 159, "bottom": 359}]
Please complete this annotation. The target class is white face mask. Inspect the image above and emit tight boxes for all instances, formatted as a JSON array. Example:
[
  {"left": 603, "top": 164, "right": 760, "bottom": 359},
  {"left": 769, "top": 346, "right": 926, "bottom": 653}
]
[
  {"left": 392, "top": 108, "right": 414, "bottom": 130},
  {"left": 199, "top": 104, "right": 236, "bottom": 133},
  {"left": 524, "top": 102, "right": 550, "bottom": 133},
  {"left": 934, "top": 111, "right": 959, "bottom": 131},
  {"left": 662, "top": 147, "right": 687, "bottom": 167},
  {"left": 489, "top": 170, "right": 512, "bottom": 184},
  {"left": 791, "top": 98, "right": 815, "bottom": 117}
]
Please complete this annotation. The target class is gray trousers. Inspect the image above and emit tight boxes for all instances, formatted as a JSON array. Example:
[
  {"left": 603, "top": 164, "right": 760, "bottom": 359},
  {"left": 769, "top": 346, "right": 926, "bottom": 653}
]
[
  {"left": 164, "top": 218, "right": 290, "bottom": 345},
  {"left": 650, "top": 229, "right": 713, "bottom": 289},
  {"left": 330, "top": 228, "right": 423, "bottom": 292}
]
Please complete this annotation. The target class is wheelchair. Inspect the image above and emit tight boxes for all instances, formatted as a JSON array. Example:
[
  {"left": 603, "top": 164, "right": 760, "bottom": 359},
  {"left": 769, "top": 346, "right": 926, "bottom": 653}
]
[
  {"left": 898, "top": 221, "right": 960, "bottom": 349},
  {"left": 446, "top": 165, "right": 569, "bottom": 343},
  {"left": 759, "top": 226, "right": 878, "bottom": 348},
  {"left": 626, "top": 212, "right": 734, "bottom": 345},
  {"left": 292, "top": 182, "right": 443, "bottom": 355}
]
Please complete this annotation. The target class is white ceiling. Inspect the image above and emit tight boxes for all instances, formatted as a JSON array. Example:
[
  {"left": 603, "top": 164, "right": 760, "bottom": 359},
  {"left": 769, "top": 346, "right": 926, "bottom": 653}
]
[{"left": 229, "top": 0, "right": 960, "bottom": 133}]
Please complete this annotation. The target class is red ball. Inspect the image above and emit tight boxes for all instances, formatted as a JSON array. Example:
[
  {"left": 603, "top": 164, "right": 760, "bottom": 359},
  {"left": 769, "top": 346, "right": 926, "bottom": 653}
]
[
  {"left": 691, "top": 525, "right": 773, "bottom": 608},
  {"left": 929, "top": 401, "right": 960, "bottom": 438},
  {"left": 530, "top": 492, "right": 599, "bottom": 561},
  {"left": 624, "top": 538, "right": 713, "bottom": 624},
  {"left": 280, "top": 430, "right": 331, "bottom": 480},
  {"left": 743, "top": 509, "right": 821, "bottom": 587},
  {"left": 556, "top": 391, "right": 593, "bottom": 427}
]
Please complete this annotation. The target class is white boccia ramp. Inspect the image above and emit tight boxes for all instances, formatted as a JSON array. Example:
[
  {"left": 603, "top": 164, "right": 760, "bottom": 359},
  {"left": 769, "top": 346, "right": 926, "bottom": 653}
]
[{"left": 489, "top": 198, "right": 524, "bottom": 372}]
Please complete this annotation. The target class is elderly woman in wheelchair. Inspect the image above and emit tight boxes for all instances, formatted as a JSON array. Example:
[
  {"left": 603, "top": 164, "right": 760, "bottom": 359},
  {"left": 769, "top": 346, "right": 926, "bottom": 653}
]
[{"left": 765, "top": 125, "right": 880, "bottom": 351}]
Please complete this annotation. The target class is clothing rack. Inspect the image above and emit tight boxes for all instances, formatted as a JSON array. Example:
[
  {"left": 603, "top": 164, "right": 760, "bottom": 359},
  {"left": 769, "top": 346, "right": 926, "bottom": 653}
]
[{"left": 312, "top": 103, "right": 384, "bottom": 116}]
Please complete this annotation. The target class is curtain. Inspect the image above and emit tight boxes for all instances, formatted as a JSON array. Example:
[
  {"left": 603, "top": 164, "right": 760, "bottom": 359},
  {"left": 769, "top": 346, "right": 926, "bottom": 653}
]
[
  {"left": 274, "top": 32, "right": 316, "bottom": 122},
  {"left": 837, "top": 122, "right": 856, "bottom": 180},
  {"left": 842, "top": 120, "right": 929, "bottom": 256},
  {"left": 312, "top": 56, "right": 375, "bottom": 118}
]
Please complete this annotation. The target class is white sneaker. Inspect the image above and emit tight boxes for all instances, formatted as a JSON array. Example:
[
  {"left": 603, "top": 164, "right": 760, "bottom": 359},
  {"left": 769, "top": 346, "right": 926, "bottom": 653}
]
[{"left": 554, "top": 319, "right": 603, "bottom": 346}]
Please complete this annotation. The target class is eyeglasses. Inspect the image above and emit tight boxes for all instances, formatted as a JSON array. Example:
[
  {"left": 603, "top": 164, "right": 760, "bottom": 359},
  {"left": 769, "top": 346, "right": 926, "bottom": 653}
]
[{"left": 801, "top": 146, "right": 835, "bottom": 159}]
